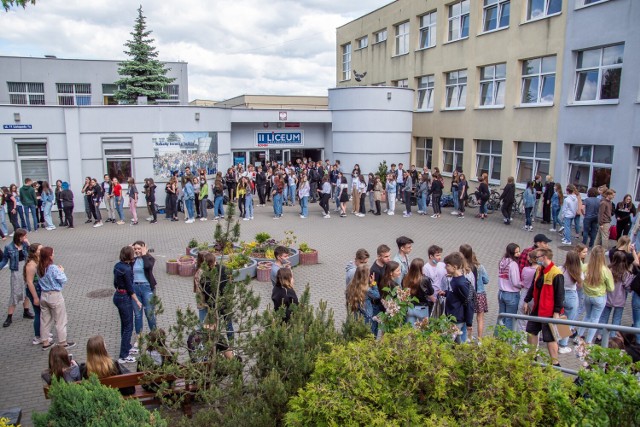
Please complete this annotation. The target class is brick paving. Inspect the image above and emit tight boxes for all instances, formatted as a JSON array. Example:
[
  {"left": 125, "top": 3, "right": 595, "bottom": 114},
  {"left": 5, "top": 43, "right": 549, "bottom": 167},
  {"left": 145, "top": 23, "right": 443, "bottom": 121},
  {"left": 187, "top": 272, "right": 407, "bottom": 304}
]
[{"left": 0, "top": 201, "right": 632, "bottom": 425}]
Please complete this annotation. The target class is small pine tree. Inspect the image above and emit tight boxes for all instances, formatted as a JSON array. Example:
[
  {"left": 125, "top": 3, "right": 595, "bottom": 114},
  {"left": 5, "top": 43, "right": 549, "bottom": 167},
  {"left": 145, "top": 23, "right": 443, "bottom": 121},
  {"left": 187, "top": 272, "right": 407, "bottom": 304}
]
[
  {"left": 114, "top": 5, "right": 175, "bottom": 104},
  {"left": 377, "top": 160, "right": 388, "bottom": 188}
]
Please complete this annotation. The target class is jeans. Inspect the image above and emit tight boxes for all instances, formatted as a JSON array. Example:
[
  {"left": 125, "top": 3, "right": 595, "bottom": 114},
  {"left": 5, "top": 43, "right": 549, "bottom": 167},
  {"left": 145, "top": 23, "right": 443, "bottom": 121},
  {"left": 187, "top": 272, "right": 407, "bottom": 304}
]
[
  {"left": 455, "top": 323, "right": 468, "bottom": 344},
  {"left": 0, "top": 207, "right": 8, "bottom": 235},
  {"left": 452, "top": 188, "right": 459, "bottom": 210},
  {"left": 214, "top": 195, "right": 224, "bottom": 217},
  {"left": 577, "top": 294, "right": 606, "bottom": 344},
  {"left": 552, "top": 206, "right": 561, "bottom": 230},
  {"left": 574, "top": 215, "right": 581, "bottom": 235},
  {"left": 582, "top": 217, "right": 598, "bottom": 247},
  {"left": 185, "top": 198, "right": 195, "bottom": 219},
  {"left": 577, "top": 288, "right": 586, "bottom": 319},
  {"left": 16, "top": 205, "right": 26, "bottom": 228},
  {"left": 632, "top": 292, "right": 640, "bottom": 342},
  {"left": 245, "top": 196, "right": 254, "bottom": 218},
  {"left": 497, "top": 290, "right": 520, "bottom": 331},
  {"left": 25, "top": 284, "right": 42, "bottom": 338},
  {"left": 43, "top": 201, "right": 53, "bottom": 228},
  {"left": 599, "top": 305, "right": 624, "bottom": 339},
  {"left": 132, "top": 282, "right": 156, "bottom": 334},
  {"left": 559, "top": 290, "right": 579, "bottom": 346},
  {"left": 406, "top": 305, "right": 429, "bottom": 325},
  {"left": 300, "top": 196, "right": 308, "bottom": 217},
  {"left": 113, "top": 293, "right": 133, "bottom": 359},
  {"left": 24, "top": 204, "right": 38, "bottom": 231},
  {"left": 288, "top": 185, "right": 296, "bottom": 205},
  {"left": 199, "top": 197, "right": 208, "bottom": 219},
  {"left": 115, "top": 196, "right": 124, "bottom": 220},
  {"left": 404, "top": 190, "right": 412, "bottom": 214},
  {"left": 273, "top": 193, "right": 283, "bottom": 216},
  {"left": 387, "top": 193, "right": 396, "bottom": 214},
  {"left": 563, "top": 217, "right": 573, "bottom": 242},
  {"left": 418, "top": 193, "right": 426, "bottom": 213},
  {"left": 525, "top": 207, "right": 533, "bottom": 227}
]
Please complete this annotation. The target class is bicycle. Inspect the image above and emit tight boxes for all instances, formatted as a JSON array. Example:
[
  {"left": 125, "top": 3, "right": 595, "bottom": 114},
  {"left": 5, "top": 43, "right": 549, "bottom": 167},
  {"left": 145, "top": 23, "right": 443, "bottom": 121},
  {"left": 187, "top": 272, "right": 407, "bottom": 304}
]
[
  {"left": 512, "top": 191, "right": 524, "bottom": 216},
  {"left": 486, "top": 190, "right": 501, "bottom": 213}
]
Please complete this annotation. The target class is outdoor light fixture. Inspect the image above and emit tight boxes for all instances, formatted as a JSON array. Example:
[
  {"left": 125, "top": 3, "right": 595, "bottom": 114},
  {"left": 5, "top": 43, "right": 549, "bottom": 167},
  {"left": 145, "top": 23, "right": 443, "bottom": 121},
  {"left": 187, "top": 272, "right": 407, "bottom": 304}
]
[
  {"left": 195, "top": 112, "right": 200, "bottom": 121},
  {"left": 387, "top": 92, "right": 392, "bottom": 100},
  {"left": 14, "top": 113, "right": 20, "bottom": 122}
]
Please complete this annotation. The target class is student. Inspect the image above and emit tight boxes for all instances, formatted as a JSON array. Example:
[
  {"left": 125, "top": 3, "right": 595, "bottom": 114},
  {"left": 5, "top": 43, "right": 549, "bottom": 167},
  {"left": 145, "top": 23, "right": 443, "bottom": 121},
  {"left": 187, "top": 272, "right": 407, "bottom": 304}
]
[
  {"left": 422, "top": 245, "right": 447, "bottom": 297},
  {"left": 338, "top": 175, "right": 349, "bottom": 217},
  {"left": 518, "top": 251, "right": 538, "bottom": 334},
  {"left": 183, "top": 177, "right": 196, "bottom": 223},
  {"left": 298, "top": 174, "right": 310, "bottom": 219},
  {"left": 557, "top": 250, "right": 583, "bottom": 353},
  {"left": 393, "top": 236, "right": 413, "bottom": 285},
  {"left": 561, "top": 184, "right": 579, "bottom": 245},
  {"left": 194, "top": 252, "right": 230, "bottom": 330},
  {"left": 429, "top": 173, "right": 443, "bottom": 218},
  {"left": 272, "top": 268, "right": 298, "bottom": 322},
  {"left": 370, "top": 244, "right": 391, "bottom": 286},
  {"left": 346, "top": 264, "right": 380, "bottom": 335},
  {"left": 90, "top": 178, "right": 104, "bottom": 228},
  {"left": 597, "top": 251, "right": 633, "bottom": 341},
  {"left": 523, "top": 181, "right": 536, "bottom": 232},
  {"left": 54, "top": 180, "right": 64, "bottom": 227},
  {"left": 41, "top": 345, "right": 81, "bottom": 385},
  {"left": 459, "top": 244, "right": 489, "bottom": 339},
  {"left": 499, "top": 176, "right": 516, "bottom": 225},
  {"left": 345, "top": 248, "right": 370, "bottom": 287},
  {"left": 615, "top": 194, "right": 637, "bottom": 240},
  {"left": 270, "top": 246, "right": 291, "bottom": 287},
  {"left": 550, "top": 183, "right": 564, "bottom": 233},
  {"left": 366, "top": 173, "right": 376, "bottom": 214},
  {"left": 373, "top": 176, "right": 383, "bottom": 216},
  {"left": 19, "top": 178, "right": 38, "bottom": 232},
  {"left": 542, "top": 175, "right": 555, "bottom": 225},
  {"left": 236, "top": 176, "right": 247, "bottom": 218},
  {"left": 402, "top": 170, "right": 413, "bottom": 217},
  {"left": 357, "top": 175, "right": 367, "bottom": 217},
  {"left": 272, "top": 174, "right": 284, "bottom": 219},
  {"left": 113, "top": 246, "right": 142, "bottom": 363},
  {"left": 416, "top": 174, "right": 429, "bottom": 215},
  {"left": 582, "top": 187, "right": 600, "bottom": 248},
  {"left": 41, "top": 181, "right": 56, "bottom": 230},
  {"left": 576, "top": 245, "right": 614, "bottom": 344},
  {"left": 443, "top": 252, "right": 473, "bottom": 343},
  {"left": 81, "top": 177, "right": 94, "bottom": 224},
  {"left": 132, "top": 241, "right": 157, "bottom": 343},
  {"left": 59, "top": 182, "right": 74, "bottom": 228},
  {"left": 497, "top": 243, "right": 522, "bottom": 331},
  {"left": 319, "top": 176, "right": 331, "bottom": 219},
  {"left": 386, "top": 173, "right": 397, "bottom": 216},
  {"left": 402, "top": 258, "right": 434, "bottom": 325},
  {"left": 0, "top": 229, "right": 34, "bottom": 328},
  {"left": 24, "top": 243, "right": 45, "bottom": 345},
  {"left": 594, "top": 189, "right": 615, "bottom": 247},
  {"left": 144, "top": 178, "right": 157, "bottom": 224},
  {"left": 243, "top": 177, "right": 254, "bottom": 221},
  {"left": 213, "top": 178, "right": 225, "bottom": 220},
  {"left": 112, "top": 177, "right": 125, "bottom": 224},
  {"left": 101, "top": 174, "right": 115, "bottom": 224},
  {"left": 81, "top": 335, "right": 135, "bottom": 395},
  {"left": 379, "top": 261, "right": 401, "bottom": 300},
  {"left": 450, "top": 170, "right": 460, "bottom": 215},
  {"left": 457, "top": 173, "right": 468, "bottom": 218}
]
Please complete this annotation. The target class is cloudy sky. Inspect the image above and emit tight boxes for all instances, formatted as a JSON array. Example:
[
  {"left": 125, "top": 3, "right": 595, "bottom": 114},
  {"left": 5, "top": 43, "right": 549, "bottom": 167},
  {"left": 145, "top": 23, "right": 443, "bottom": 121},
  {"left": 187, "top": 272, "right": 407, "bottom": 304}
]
[{"left": 0, "top": 0, "right": 390, "bottom": 101}]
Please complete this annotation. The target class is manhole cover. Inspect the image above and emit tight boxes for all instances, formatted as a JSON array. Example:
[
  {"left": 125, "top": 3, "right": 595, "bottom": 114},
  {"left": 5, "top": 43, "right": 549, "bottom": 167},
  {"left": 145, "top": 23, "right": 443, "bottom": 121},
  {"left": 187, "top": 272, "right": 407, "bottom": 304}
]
[{"left": 86, "top": 289, "right": 114, "bottom": 299}]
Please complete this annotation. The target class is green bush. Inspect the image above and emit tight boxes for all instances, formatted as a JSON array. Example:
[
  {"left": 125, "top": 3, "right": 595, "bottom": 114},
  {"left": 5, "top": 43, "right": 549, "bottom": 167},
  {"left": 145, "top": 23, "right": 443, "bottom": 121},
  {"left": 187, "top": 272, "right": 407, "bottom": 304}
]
[{"left": 32, "top": 376, "right": 166, "bottom": 427}]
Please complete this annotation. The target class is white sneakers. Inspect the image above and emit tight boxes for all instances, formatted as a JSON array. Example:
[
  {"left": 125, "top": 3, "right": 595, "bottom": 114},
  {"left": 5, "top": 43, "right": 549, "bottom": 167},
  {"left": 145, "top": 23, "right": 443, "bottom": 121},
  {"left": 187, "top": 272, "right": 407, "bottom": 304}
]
[
  {"left": 558, "top": 346, "right": 572, "bottom": 354},
  {"left": 93, "top": 222, "right": 103, "bottom": 228},
  {"left": 185, "top": 218, "right": 195, "bottom": 224},
  {"left": 118, "top": 356, "right": 136, "bottom": 364},
  {"left": 450, "top": 210, "right": 459, "bottom": 215},
  {"left": 200, "top": 217, "right": 208, "bottom": 221},
  {"left": 323, "top": 214, "right": 331, "bottom": 219}
]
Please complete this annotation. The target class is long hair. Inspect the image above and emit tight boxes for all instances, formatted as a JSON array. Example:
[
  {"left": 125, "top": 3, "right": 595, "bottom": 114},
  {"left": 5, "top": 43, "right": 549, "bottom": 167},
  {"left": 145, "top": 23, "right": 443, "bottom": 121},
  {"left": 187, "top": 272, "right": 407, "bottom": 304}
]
[
  {"left": 402, "top": 258, "right": 425, "bottom": 297},
  {"left": 346, "top": 264, "right": 370, "bottom": 313},
  {"left": 585, "top": 246, "right": 607, "bottom": 289},
  {"left": 380, "top": 261, "right": 400, "bottom": 299},
  {"left": 23, "top": 243, "right": 41, "bottom": 282},
  {"left": 554, "top": 183, "right": 564, "bottom": 205},
  {"left": 276, "top": 267, "right": 294, "bottom": 290},
  {"left": 85, "top": 336, "right": 117, "bottom": 378},
  {"left": 610, "top": 251, "right": 630, "bottom": 283},
  {"left": 48, "top": 345, "right": 72, "bottom": 380},
  {"left": 37, "top": 246, "right": 54, "bottom": 278},
  {"left": 615, "top": 235, "right": 631, "bottom": 252},
  {"left": 13, "top": 228, "right": 27, "bottom": 246},
  {"left": 563, "top": 251, "right": 583, "bottom": 286},
  {"left": 503, "top": 243, "right": 520, "bottom": 262},
  {"left": 459, "top": 244, "right": 479, "bottom": 267},
  {"left": 42, "top": 181, "right": 52, "bottom": 194}
]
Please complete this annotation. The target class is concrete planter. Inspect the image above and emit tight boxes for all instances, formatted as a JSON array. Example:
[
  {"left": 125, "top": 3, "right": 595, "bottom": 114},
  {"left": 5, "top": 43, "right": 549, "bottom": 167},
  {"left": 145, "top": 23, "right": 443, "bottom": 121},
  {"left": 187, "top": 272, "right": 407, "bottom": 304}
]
[
  {"left": 178, "top": 256, "right": 196, "bottom": 277},
  {"left": 252, "top": 248, "right": 299, "bottom": 268},
  {"left": 166, "top": 260, "right": 179, "bottom": 275}
]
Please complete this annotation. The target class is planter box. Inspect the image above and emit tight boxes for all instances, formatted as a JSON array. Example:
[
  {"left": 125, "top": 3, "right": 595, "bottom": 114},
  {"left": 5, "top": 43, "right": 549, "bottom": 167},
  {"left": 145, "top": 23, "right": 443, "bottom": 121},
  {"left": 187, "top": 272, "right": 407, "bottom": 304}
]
[
  {"left": 252, "top": 248, "right": 299, "bottom": 268},
  {"left": 299, "top": 250, "right": 318, "bottom": 265},
  {"left": 256, "top": 261, "right": 272, "bottom": 283},
  {"left": 166, "top": 261, "right": 179, "bottom": 275},
  {"left": 178, "top": 256, "right": 196, "bottom": 277},
  {"left": 222, "top": 257, "right": 257, "bottom": 282}
]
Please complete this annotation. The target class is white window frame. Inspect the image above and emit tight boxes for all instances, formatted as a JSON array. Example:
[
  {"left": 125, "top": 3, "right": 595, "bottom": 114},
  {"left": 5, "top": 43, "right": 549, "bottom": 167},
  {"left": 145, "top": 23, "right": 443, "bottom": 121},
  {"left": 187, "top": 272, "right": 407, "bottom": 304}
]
[
  {"left": 102, "top": 138, "right": 133, "bottom": 185},
  {"left": 521, "top": 56, "right": 556, "bottom": 105},
  {"left": 482, "top": 0, "right": 510, "bottom": 33},
  {"left": 515, "top": 141, "right": 551, "bottom": 188},
  {"left": 394, "top": 21, "right": 410, "bottom": 55},
  {"left": 7, "top": 82, "right": 45, "bottom": 105},
  {"left": 567, "top": 144, "right": 613, "bottom": 194},
  {"left": 162, "top": 84, "right": 179, "bottom": 100},
  {"left": 574, "top": 44, "right": 624, "bottom": 104},
  {"left": 526, "top": 0, "right": 562, "bottom": 21},
  {"left": 15, "top": 138, "right": 49, "bottom": 184},
  {"left": 442, "top": 138, "right": 464, "bottom": 176},
  {"left": 416, "top": 138, "right": 433, "bottom": 169},
  {"left": 575, "top": 0, "right": 609, "bottom": 9},
  {"left": 341, "top": 43, "right": 352, "bottom": 81},
  {"left": 448, "top": 0, "right": 470, "bottom": 42},
  {"left": 416, "top": 75, "right": 435, "bottom": 111},
  {"left": 394, "top": 79, "right": 409, "bottom": 88},
  {"left": 475, "top": 140, "right": 502, "bottom": 184},
  {"left": 418, "top": 11, "right": 437, "bottom": 50},
  {"left": 56, "top": 83, "right": 91, "bottom": 106},
  {"left": 356, "top": 35, "right": 368, "bottom": 49},
  {"left": 479, "top": 63, "right": 506, "bottom": 107},
  {"left": 445, "top": 69, "right": 467, "bottom": 110},
  {"left": 374, "top": 29, "right": 388, "bottom": 44}
]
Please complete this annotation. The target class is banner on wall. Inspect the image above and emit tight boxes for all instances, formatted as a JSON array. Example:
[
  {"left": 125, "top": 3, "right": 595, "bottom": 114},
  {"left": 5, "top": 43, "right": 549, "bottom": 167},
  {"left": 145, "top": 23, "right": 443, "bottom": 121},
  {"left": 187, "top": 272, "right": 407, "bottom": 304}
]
[
  {"left": 255, "top": 130, "right": 304, "bottom": 148},
  {"left": 152, "top": 132, "right": 218, "bottom": 181}
]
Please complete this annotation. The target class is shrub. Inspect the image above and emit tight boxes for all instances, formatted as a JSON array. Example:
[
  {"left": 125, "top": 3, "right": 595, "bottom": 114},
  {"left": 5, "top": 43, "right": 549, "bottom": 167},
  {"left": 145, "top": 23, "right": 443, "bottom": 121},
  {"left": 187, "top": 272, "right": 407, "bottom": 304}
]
[
  {"left": 255, "top": 232, "right": 271, "bottom": 245},
  {"left": 188, "top": 238, "right": 198, "bottom": 248}
]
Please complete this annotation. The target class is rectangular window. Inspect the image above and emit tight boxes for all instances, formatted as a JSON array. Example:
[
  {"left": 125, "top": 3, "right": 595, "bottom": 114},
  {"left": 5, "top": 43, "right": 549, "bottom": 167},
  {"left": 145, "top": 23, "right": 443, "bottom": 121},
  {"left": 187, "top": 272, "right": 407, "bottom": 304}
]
[
  {"left": 395, "top": 21, "right": 410, "bottom": 55},
  {"left": 475, "top": 140, "right": 502, "bottom": 182},
  {"left": 416, "top": 138, "right": 433, "bottom": 169},
  {"left": 445, "top": 70, "right": 467, "bottom": 109},
  {"left": 342, "top": 43, "right": 352, "bottom": 81},
  {"left": 483, "top": 0, "right": 510, "bottom": 32},
  {"left": 567, "top": 144, "right": 613, "bottom": 193},
  {"left": 442, "top": 138, "right": 464, "bottom": 174},
  {"left": 575, "top": 44, "right": 624, "bottom": 102},
  {"left": 357, "top": 36, "right": 368, "bottom": 49},
  {"left": 162, "top": 84, "right": 179, "bottom": 100},
  {"left": 7, "top": 82, "right": 45, "bottom": 105},
  {"left": 15, "top": 139, "right": 49, "bottom": 183},
  {"left": 527, "top": 0, "right": 562, "bottom": 20},
  {"left": 419, "top": 11, "right": 437, "bottom": 49},
  {"left": 416, "top": 75, "right": 435, "bottom": 111},
  {"left": 479, "top": 63, "right": 506, "bottom": 106},
  {"left": 515, "top": 142, "right": 551, "bottom": 186},
  {"left": 102, "top": 83, "right": 120, "bottom": 105},
  {"left": 56, "top": 83, "right": 91, "bottom": 106},
  {"left": 521, "top": 56, "right": 556, "bottom": 104},
  {"left": 576, "top": 0, "right": 609, "bottom": 7},
  {"left": 372, "top": 82, "right": 387, "bottom": 86},
  {"left": 448, "top": 0, "right": 470, "bottom": 42},
  {"left": 394, "top": 79, "right": 409, "bottom": 88},
  {"left": 374, "top": 29, "right": 387, "bottom": 44},
  {"left": 105, "top": 149, "right": 132, "bottom": 183}
]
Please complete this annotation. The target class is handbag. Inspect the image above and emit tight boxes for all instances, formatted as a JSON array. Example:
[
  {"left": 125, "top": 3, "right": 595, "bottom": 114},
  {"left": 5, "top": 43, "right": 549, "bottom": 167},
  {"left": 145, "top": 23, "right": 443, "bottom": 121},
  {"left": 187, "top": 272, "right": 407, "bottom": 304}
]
[
  {"left": 549, "top": 315, "right": 572, "bottom": 341},
  {"left": 206, "top": 199, "right": 214, "bottom": 209}
]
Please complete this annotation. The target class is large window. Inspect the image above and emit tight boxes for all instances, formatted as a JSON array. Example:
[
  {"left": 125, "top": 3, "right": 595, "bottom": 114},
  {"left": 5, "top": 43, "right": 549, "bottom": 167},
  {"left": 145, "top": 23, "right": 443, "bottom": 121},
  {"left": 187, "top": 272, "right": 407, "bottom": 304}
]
[
  {"left": 416, "top": 138, "right": 433, "bottom": 169},
  {"left": 395, "top": 22, "right": 410, "bottom": 55},
  {"left": 105, "top": 149, "right": 132, "bottom": 184},
  {"left": 356, "top": 36, "right": 368, "bottom": 49},
  {"left": 448, "top": 0, "right": 470, "bottom": 41},
  {"left": 419, "top": 11, "right": 437, "bottom": 49},
  {"left": 482, "top": 0, "right": 510, "bottom": 32},
  {"left": 476, "top": 140, "right": 502, "bottom": 182},
  {"left": 341, "top": 43, "right": 351, "bottom": 81},
  {"left": 15, "top": 139, "right": 49, "bottom": 183},
  {"left": 521, "top": 56, "right": 556, "bottom": 105},
  {"left": 479, "top": 63, "right": 506, "bottom": 107},
  {"left": 7, "top": 82, "right": 45, "bottom": 105},
  {"left": 442, "top": 138, "right": 464, "bottom": 174},
  {"left": 445, "top": 70, "right": 467, "bottom": 109},
  {"left": 575, "top": 44, "right": 624, "bottom": 102},
  {"left": 162, "top": 84, "right": 179, "bottom": 101},
  {"left": 417, "top": 75, "right": 435, "bottom": 111},
  {"left": 567, "top": 144, "right": 613, "bottom": 193},
  {"left": 526, "top": 0, "right": 561, "bottom": 21},
  {"left": 102, "top": 84, "right": 120, "bottom": 105},
  {"left": 56, "top": 83, "right": 91, "bottom": 106},
  {"left": 374, "top": 29, "right": 387, "bottom": 44},
  {"left": 516, "top": 142, "right": 550, "bottom": 186}
]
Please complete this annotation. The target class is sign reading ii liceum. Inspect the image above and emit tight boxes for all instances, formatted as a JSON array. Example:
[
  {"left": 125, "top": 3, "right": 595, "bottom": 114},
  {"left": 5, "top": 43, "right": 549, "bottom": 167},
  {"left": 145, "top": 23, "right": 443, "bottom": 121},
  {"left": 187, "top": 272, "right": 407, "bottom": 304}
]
[{"left": 255, "top": 130, "right": 304, "bottom": 148}]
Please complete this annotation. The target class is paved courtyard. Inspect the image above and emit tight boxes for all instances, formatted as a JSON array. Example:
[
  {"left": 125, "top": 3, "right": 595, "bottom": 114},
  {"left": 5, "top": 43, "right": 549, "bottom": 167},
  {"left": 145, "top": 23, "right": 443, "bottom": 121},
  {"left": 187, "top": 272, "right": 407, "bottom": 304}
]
[{"left": 0, "top": 200, "right": 632, "bottom": 425}]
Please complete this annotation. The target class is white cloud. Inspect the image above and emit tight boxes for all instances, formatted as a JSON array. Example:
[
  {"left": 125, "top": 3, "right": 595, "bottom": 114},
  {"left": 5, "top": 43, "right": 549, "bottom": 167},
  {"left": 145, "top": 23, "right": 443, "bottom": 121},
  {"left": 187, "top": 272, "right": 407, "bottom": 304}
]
[{"left": 0, "top": 0, "right": 390, "bottom": 100}]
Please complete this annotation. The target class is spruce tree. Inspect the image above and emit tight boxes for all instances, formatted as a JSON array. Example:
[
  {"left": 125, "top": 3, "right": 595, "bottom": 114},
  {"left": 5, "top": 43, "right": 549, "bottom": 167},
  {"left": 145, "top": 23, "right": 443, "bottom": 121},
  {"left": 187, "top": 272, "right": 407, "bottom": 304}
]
[{"left": 114, "top": 5, "right": 175, "bottom": 104}]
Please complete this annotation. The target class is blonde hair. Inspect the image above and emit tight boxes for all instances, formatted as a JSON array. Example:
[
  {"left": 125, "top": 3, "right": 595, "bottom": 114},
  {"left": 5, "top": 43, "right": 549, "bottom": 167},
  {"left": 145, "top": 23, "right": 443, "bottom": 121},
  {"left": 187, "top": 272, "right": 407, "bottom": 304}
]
[
  {"left": 346, "top": 265, "right": 370, "bottom": 313},
  {"left": 85, "top": 336, "right": 117, "bottom": 378},
  {"left": 585, "top": 246, "right": 607, "bottom": 289},
  {"left": 615, "top": 235, "right": 631, "bottom": 252}
]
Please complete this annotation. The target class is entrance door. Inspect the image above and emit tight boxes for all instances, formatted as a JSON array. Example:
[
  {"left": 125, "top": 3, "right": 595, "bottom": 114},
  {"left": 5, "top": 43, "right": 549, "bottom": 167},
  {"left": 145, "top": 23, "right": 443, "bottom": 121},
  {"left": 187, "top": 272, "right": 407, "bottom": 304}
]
[
  {"left": 249, "top": 151, "right": 266, "bottom": 168},
  {"left": 283, "top": 149, "right": 291, "bottom": 165}
]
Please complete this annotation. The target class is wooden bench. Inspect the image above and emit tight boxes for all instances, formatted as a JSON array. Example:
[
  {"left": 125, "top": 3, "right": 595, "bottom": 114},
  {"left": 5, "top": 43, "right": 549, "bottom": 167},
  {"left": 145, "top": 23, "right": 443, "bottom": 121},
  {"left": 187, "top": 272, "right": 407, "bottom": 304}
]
[{"left": 43, "top": 371, "right": 194, "bottom": 417}]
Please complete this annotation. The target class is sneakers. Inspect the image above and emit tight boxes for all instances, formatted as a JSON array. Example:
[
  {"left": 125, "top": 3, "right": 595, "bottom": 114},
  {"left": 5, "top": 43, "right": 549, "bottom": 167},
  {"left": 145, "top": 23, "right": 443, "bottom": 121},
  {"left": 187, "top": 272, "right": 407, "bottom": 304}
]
[
  {"left": 430, "top": 214, "right": 438, "bottom": 218},
  {"left": 243, "top": 217, "right": 250, "bottom": 221},
  {"left": 558, "top": 226, "right": 564, "bottom": 232},
  {"left": 450, "top": 210, "right": 459, "bottom": 215},
  {"left": 128, "top": 347, "right": 139, "bottom": 355},
  {"left": 388, "top": 212, "right": 395, "bottom": 216},
  {"left": 93, "top": 221, "right": 103, "bottom": 228},
  {"left": 42, "top": 342, "right": 54, "bottom": 351},
  {"left": 323, "top": 214, "right": 331, "bottom": 219},
  {"left": 549, "top": 228, "right": 557, "bottom": 232},
  {"left": 561, "top": 239, "right": 572, "bottom": 245},
  {"left": 150, "top": 220, "right": 157, "bottom": 224},
  {"left": 357, "top": 213, "right": 365, "bottom": 217},
  {"left": 116, "top": 220, "right": 125, "bottom": 225},
  {"left": 200, "top": 217, "right": 208, "bottom": 221},
  {"left": 46, "top": 226, "right": 56, "bottom": 231},
  {"left": 146, "top": 216, "right": 153, "bottom": 221},
  {"left": 273, "top": 216, "right": 280, "bottom": 220},
  {"left": 118, "top": 356, "right": 137, "bottom": 364},
  {"left": 558, "top": 346, "right": 572, "bottom": 354},
  {"left": 403, "top": 213, "right": 411, "bottom": 217},
  {"left": 299, "top": 215, "right": 306, "bottom": 219},
  {"left": 457, "top": 214, "right": 464, "bottom": 218},
  {"left": 340, "top": 213, "right": 347, "bottom": 217},
  {"left": 186, "top": 219, "right": 195, "bottom": 223},
  {"left": 32, "top": 333, "right": 54, "bottom": 345}
]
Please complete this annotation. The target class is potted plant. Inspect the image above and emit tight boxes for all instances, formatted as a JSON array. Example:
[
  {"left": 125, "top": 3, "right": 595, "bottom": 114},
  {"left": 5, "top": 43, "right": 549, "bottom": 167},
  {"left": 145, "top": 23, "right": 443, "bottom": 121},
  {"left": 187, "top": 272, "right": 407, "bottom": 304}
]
[
  {"left": 250, "top": 231, "right": 300, "bottom": 267},
  {"left": 187, "top": 238, "right": 198, "bottom": 256},
  {"left": 166, "top": 259, "right": 179, "bottom": 275},
  {"left": 223, "top": 252, "right": 257, "bottom": 282},
  {"left": 298, "top": 243, "right": 318, "bottom": 265},
  {"left": 256, "top": 261, "right": 272, "bottom": 282},
  {"left": 178, "top": 255, "right": 196, "bottom": 277}
]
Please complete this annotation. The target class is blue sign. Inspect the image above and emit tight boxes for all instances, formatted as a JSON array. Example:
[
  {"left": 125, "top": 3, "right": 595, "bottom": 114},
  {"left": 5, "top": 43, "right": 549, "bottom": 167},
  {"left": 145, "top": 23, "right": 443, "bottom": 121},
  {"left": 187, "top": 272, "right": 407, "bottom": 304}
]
[
  {"left": 255, "top": 130, "right": 304, "bottom": 147},
  {"left": 3, "top": 124, "right": 32, "bottom": 130}
]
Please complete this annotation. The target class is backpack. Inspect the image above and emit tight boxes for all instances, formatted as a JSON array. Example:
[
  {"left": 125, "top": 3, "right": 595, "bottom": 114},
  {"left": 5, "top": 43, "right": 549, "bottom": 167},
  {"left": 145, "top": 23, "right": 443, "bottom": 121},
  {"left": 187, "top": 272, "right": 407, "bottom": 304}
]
[{"left": 464, "top": 267, "right": 477, "bottom": 309}]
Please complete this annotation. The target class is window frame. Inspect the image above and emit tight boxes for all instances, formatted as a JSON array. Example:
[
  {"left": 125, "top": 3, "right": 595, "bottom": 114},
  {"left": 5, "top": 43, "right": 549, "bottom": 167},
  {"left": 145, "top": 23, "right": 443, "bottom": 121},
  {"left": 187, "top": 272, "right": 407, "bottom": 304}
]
[
  {"left": 418, "top": 11, "right": 437, "bottom": 50},
  {"left": 573, "top": 44, "right": 624, "bottom": 104},
  {"left": 526, "top": 0, "right": 562, "bottom": 22},
  {"left": 482, "top": 0, "right": 510, "bottom": 33},
  {"left": 56, "top": 83, "right": 91, "bottom": 106},
  {"left": 394, "top": 79, "right": 409, "bottom": 88},
  {"left": 15, "top": 138, "right": 50, "bottom": 184},
  {"left": 341, "top": 43, "right": 352, "bottom": 81},
  {"left": 162, "top": 84, "right": 179, "bottom": 100},
  {"left": 475, "top": 140, "right": 502, "bottom": 184},
  {"left": 515, "top": 142, "right": 551, "bottom": 188},
  {"left": 567, "top": 144, "right": 613, "bottom": 194},
  {"left": 7, "top": 82, "right": 45, "bottom": 105},
  {"left": 394, "top": 21, "right": 410, "bottom": 56},
  {"left": 478, "top": 63, "right": 507, "bottom": 107},
  {"left": 416, "top": 75, "right": 435, "bottom": 111},
  {"left": 520, "top": 55, "right": 556, "bottom": 105},
  {"left": 416, "top": 138, "right": 433, "bottom": 169},
  {"left": 575, "top": 0, "right": 609, "bottom": 9},
  {"left": 448, "top": 0, "right": 470, "bottom": 42},
  {"left": 635, "top": 150, "right": 640, "bottom": 204},
  {"left": 103, "top": 138, "right": 133, "bottom": 184},
  {"left": 373, "top": 29, "right": 388, "bottom": 44},
  {"left": 356, "top": 35, "right": 368, "bottom": 50},
  {"left": 445, "top": 69, "right": 467, "bottom": 110},
  {"left": 442, "top": 138, "right": 464, "bottom": 176}
]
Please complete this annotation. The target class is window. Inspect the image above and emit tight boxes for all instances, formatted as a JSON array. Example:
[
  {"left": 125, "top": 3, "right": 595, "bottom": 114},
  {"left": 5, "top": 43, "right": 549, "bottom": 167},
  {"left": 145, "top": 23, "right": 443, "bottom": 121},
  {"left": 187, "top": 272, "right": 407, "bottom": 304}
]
[
  {"left": 416, "top": 138, "right": 433, "bottom": 169},
  {"left": 483, "top": 0, "right": 510, "bottom": 32},
  {"left": 575, "top": 44, "right": 624, "bottom": 102},
  {"left": 374, "top": 29, "right": 387, "bottom": 44},
  {"left": 521, "top": 56, "right": 556, "bottom": 104},
  {"left": 515, "top": 142, "right": 550, "bottom": 186},
  {"left": 416, "top": 75, "right": 435, "bottom": 111},
  {"left": 56, "top": 83, "right": 91, "bottom": 106},
  {"left": 442, "top": 138, "right": 464, "bottom": 174},
  {"left": 445, "top": 70, "right": 467, "bottom": 109},
  {"left": 576, "top": 0, "right": 608, "bottom": 7},
  {"left": 357, "top": 36, "right": 368, "bottom": 49},
  {"left": 475, "top": 140, "right": 502, "bottom": 182},
  {"left": 15, "top": 139, "right": 49, "bottom": 183},
  {"left": 102, "top": 84, "right": 120, "bottom": 105},
  {"left": 479, "top": 63, "right": 506, "bottom": 107},
  {"left": 448, "top": 0, "right": 470, "bottom": 41},
  {"left": 395, "top": 22, "right": 410, "bottom": 55},
  {"left": 162, "top": 85, "right": 179, "bottom": 100},
  {"left": 418, "top": 11, "right": 437, "bottom": 49},
  {"left": 567, "top": 144, "right": 613, "bottom": 193},
  {"left": 526, "top": 0, "right": 561, "bottom": 21},
  {"left": 103, "top": 138, "right": 133, "bottom": 184},
  {"left": 7, "top": 82, "right": 45, "bottom": 105},
  {"left": 394, "top": 79, "right": 409, "bottom": 88},
  {"left": 342, "top": 43, "right": 352, "bottom": 81},
  {"left": 372, "top": 82, "right": 387, "bottom": 86}
]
